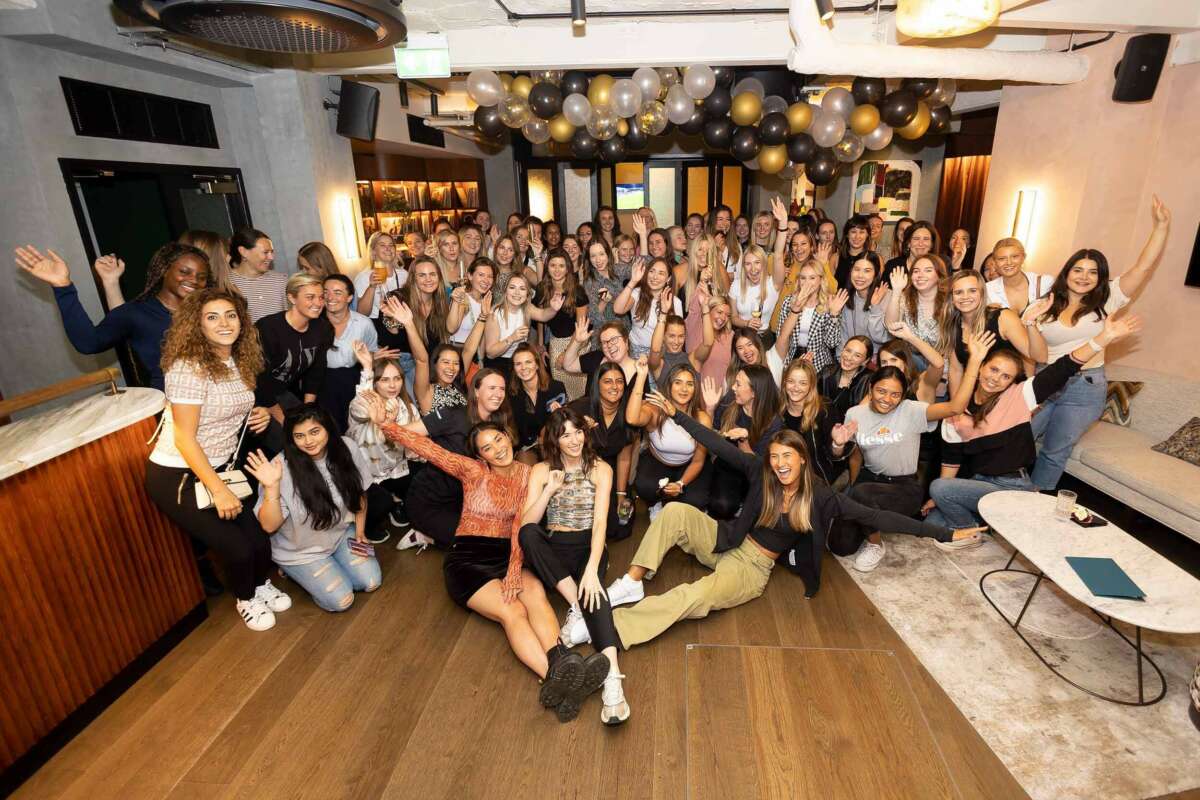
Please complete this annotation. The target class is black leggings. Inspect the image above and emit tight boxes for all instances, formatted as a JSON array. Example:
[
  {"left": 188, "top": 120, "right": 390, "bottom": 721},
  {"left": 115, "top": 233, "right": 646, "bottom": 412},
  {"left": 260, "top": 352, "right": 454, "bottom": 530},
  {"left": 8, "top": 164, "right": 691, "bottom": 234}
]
[
  {"left": 633, "top": 453, "right": 710, "bottom": 511},
  {"left": 364, "top": 475, "right": 412, "bottom": 535},
  {"left": 706, "top": 460, "right": 747, "bottom": 520},
  {"left": 144, "top": 461, "right": 273, "bottom": 601},
  {"left": 517, "top": 525, "right": 620, "bottom": 652},
  {"left": 827, "top": 471, "right": 924, "bottom": 557}
]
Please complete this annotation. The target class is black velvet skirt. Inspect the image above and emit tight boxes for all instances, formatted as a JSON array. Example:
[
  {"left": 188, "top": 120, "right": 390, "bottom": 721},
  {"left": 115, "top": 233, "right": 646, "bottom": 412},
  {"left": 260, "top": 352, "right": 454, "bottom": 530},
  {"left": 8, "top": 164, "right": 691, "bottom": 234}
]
[{"left": 444, "top": 535, "right": 511, "bottom": 608}]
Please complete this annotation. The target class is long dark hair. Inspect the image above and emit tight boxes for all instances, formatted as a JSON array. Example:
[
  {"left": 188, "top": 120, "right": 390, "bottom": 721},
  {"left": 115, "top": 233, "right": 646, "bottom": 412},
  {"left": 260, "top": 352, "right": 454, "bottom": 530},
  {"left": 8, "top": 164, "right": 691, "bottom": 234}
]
[
  {"left": 133, "top": 242, "right": 210, "bottom": 302},
  {"left": 430, "top": 342, "right": 467, "bottom": 393},
  {"left": 721, "top": 364, "right": 781, "bottom": 447},
  {"left": 540, "top": 406, "right": 598, "bottom": 474},
  {"left": 589, "top": 361, "right": 628, "bottom": 413},
  {"left": 836, "top": 214, "right": 871, "bottom": 288},
  {"left": 847, "top": 251, "right": 884, "bottom": 312},
  {"left": 466, "top": 420, "right": 513, "bottom": 460},
  {"left": 660, "top": 362, "right": 703, "bottom": 425},
  {"left": 878, "top": 339, "right": 920, "bottom": 398},
  {"left": 969, "top": 347, "right": 1026, "bottom": 425},
  {"left": 535, "top": 249, "right": 580, "bottom": 313},
  {"left": 582, "top": 237, "right": 617, "bottom": 283},
  {"left": 229, "top": 227, "right": 270, "bottom": 265},
  {"left": 1041, "top": 249, "right": 1111, "bottom": 326},
  {"left": 904, "top": 220, "right": 941, "bottom": 260},
  {"left": 281, "top": 404, "right": 364, "bottom": 531},
  {"left": 633, "top": 256, "right": 677, "bottom": 326}
]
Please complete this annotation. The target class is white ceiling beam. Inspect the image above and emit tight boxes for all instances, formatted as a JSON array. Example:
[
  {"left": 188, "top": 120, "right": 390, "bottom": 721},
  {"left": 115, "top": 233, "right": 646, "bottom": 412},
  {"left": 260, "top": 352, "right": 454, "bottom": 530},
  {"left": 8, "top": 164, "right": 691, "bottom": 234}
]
[
  {"left": 1172, "top": 31, "right": 1200, "bottom": 66},
  {"left": 995, "top": 0, "right": 1200, "bottom": 33}
]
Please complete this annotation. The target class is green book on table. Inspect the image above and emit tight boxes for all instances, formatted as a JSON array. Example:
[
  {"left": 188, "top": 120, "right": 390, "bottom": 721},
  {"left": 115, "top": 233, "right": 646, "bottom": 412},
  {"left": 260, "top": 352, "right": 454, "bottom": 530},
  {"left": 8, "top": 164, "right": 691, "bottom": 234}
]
[{"left": 1065, "top": 556, "right": 1145, "bottom": 600}]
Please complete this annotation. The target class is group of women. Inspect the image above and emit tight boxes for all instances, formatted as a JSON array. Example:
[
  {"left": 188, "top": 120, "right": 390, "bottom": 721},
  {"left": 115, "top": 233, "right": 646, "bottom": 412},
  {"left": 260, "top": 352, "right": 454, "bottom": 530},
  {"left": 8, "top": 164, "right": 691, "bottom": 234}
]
[{"left": 13, "top": 189, "right": 1170, "bottom": 728}]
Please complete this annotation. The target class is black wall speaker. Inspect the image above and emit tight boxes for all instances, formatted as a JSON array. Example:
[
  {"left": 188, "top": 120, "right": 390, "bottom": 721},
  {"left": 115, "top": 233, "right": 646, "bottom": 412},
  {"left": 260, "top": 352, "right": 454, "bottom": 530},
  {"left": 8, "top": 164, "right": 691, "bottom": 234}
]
[
  {"left": 336, "top": 80, "right": 380, "bottom": 141},
  {"left": 1185, "top": 220, "right": 1200, "bottom": 288},
  {"left": 1113, "top": 34, "right": 1171, "bottom": 103}
]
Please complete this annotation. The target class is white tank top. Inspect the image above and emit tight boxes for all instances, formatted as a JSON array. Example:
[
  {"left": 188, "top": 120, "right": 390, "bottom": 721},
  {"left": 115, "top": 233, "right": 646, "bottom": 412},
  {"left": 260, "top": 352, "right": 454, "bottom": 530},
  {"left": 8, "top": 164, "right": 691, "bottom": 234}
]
[
  {"left": 450, "top": 295, "right": 481, "bottom": 344},
  {"left": 495, "top": 307, "right": 526, "bottom": 357},
  {"left": 649, "top": 417, "right": 696, "bottom": 466}
]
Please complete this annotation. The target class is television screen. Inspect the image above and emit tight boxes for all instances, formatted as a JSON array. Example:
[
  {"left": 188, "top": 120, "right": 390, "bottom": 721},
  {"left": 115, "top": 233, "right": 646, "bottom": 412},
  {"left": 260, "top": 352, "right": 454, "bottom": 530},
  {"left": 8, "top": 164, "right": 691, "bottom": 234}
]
[{"left": 616, "top": 183, "right": 644, "bottom": 211}]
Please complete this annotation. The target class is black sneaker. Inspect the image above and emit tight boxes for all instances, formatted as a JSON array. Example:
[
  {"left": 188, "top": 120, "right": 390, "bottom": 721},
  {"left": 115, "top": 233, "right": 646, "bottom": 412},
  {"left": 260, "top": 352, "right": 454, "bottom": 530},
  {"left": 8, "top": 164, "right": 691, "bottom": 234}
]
[
  {"left": 556, "top": 652, "right": 610, "bottom": 723},
  {"left": 364, "top": 527, "right": 391, "bottom": 545},
  {"left": 539, "top": 651, "right": 584, "bottom": 709}
]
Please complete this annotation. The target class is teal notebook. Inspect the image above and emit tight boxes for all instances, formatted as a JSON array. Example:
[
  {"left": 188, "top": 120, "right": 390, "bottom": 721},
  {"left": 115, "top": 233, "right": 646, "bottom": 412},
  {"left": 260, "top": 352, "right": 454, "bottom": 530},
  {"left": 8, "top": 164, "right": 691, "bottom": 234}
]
[{"left": 1065, "top": 556, "right": 1145, "bottom": 600}]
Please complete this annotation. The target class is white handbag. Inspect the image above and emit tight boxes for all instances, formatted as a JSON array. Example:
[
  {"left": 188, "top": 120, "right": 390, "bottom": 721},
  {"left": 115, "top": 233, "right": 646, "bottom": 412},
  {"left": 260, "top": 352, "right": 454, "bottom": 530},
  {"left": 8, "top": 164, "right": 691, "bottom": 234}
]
[{"left": 194, "top": 415, "right": 253, "bottom": 509}]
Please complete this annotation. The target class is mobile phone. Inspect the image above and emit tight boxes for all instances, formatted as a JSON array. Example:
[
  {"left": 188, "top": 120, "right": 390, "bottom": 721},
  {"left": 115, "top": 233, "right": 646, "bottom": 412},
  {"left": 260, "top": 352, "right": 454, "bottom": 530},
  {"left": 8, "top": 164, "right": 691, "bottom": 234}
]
[
  {"left": 348, "top": 539, "right": 375, "bottom": 558},
  {"left": 546, "top": 392, "right": 568, "bottom": 411}
]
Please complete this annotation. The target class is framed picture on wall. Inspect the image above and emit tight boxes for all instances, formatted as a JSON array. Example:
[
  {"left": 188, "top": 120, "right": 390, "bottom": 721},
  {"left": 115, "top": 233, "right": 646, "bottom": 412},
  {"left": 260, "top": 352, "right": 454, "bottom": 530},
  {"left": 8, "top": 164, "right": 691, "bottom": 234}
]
[{"left": 850, "top": 160, "right": 922, "bottom": 219}]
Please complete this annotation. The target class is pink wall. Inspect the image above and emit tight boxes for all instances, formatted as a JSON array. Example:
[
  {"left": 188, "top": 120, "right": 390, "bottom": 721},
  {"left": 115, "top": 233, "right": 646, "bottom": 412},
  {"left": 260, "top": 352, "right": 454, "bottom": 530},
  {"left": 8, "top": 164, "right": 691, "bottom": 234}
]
[{"left": 977, "top": 34, "right": 1200, "bottom": 379}]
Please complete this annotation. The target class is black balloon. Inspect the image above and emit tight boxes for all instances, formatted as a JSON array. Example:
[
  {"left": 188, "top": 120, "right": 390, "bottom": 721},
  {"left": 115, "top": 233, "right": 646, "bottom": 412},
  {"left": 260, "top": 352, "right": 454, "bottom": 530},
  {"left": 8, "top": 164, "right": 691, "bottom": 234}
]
[
  {"left": 901, "top": 77, "right": 938, "bottom": 100},
  {"left": 571, "top": 128, "right": 599, "bottom": 158},
  {"left": 528, "top": 81, "right": 563, "bottom": 120},
  {"left": 786, "top": 132, "right": 817, "bottom": 164},
  {"left": 806, "top": 149, "right": 839, "bottom": 186},
  {"left": 600, "top": 136, "right": 627, "bottom": 162},
  {"left": 711, "top": 65, "right": 736, "bottom": 88},
  {"left": 759, "top": 112, "right": 789, "bottom": 146},
  {"left": 703, "top": 86, "right": 732, "bottom": 119},
  {"left": 702, "top": 117, "right": 734, "bottom": 149},
  {"left": 679, "top": 106, "right": 707, "bottom": 135},
  {"left": 474, "top": 105, "right": 505, "bottom": 138},
  {"left": 560, "top": 70, "right": 589, "bottom": 97},
  {"left": 851, "top": 76, "right": 886, "bottom": 106},
  {"left": 730, "top": 125, "right": 761, "bottom": 161},
  {"left": 625, "top": 115, "right": 648, "bottom": 150},
  {"left": 880, "top": 89, "right": 919, "bottom": 127},
  {"left": 658, "top": 120, "right": 676, "bottom": 137},
  {"left": 928, "top": 104, "right": 952, "bottom": 135}
]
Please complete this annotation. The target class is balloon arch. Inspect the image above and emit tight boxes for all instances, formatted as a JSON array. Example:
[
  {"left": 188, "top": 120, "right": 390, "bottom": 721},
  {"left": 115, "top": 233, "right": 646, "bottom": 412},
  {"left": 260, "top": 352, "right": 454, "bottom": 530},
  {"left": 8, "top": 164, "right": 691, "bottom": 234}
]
[{"left": 469, "top": 67, "right": 956, "bottom": 187}]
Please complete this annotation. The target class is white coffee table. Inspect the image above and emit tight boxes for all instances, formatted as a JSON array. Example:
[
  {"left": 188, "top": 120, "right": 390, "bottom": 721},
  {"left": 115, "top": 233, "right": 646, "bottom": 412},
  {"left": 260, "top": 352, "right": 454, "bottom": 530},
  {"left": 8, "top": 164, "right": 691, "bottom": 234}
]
[{"left": 978, "top": 491, "right": 1200, "bottom": 706}]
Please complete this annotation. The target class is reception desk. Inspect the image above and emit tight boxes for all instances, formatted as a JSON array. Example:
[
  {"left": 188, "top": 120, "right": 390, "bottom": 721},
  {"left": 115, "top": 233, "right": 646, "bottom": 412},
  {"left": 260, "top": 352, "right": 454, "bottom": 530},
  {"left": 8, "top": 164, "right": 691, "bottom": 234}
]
[{"left": 0, "top": 380, "right": 206, "bottom": 787}]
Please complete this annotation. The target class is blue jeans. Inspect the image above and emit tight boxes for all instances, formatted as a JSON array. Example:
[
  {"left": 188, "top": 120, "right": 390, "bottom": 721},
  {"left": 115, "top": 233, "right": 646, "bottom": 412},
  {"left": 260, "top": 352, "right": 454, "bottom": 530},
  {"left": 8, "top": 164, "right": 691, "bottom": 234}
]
[
  {"left": 926, "top": 472, "right": 1038, "bottom": 529},
  {"left": 398, "top": 352, "right": 417, "bottom": 404},
  {"left": 279, "top": 530, "right": 382, "bottom": 612},
  {"left": 1030, "top": 367, "right": 1106, "bottom": 490}
]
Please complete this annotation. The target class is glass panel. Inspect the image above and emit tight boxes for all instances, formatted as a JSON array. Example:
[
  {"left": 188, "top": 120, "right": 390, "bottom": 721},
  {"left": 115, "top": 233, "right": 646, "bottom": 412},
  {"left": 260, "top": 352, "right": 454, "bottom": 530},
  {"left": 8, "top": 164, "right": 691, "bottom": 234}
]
[
  {"left": 721, "top": 166, "right": 743, "bottom": 217},
  {"left": 687, "top": 166, "right": 710, "bottom": 216},
  {"left": 647, "top": 166, "right": 676, "bottom": 231},
  {"left": 562, "top": 167, "right": 593, "bottom": 232},
  {"left": 599, "top": 167, "right": 614, "bottom": 208},
  {"left": 180, "top": 190, "right": 234, "bottom": 237},
  {"left": 527, "top": 168, "right": 554, "bottom": 223}
]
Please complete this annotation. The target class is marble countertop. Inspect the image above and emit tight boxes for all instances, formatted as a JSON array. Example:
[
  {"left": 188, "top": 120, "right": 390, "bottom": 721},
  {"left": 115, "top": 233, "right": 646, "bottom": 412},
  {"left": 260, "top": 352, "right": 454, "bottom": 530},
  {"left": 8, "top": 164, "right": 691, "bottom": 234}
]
[
  {"left": 979, "top": 491, "right": 1200, "bottom": 634},
  {"left": 0, "top": 388, "right": 165, "bottom": 481}
]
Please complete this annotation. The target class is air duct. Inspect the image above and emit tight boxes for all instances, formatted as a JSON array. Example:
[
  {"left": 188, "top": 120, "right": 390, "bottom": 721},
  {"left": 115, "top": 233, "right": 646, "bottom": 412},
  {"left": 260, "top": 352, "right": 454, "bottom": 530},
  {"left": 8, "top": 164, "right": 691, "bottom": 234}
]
[{"left": 787, "top": 0, "right": 1090, "bottom": 84}]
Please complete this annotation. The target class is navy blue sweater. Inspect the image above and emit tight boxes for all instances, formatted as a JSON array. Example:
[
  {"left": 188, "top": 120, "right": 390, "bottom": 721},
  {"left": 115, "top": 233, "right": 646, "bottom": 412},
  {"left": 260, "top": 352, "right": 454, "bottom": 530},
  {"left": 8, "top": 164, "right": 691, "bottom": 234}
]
[{"left": 53, "top": 284, "right": 170, "bottom": 389}]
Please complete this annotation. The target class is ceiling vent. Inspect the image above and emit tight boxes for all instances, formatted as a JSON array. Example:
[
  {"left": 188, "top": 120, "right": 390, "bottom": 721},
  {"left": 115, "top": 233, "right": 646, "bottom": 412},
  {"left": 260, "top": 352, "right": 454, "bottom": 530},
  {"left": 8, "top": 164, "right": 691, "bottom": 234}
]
[{"left": 113, "top": 0, "right": 406, "bottom": 54}]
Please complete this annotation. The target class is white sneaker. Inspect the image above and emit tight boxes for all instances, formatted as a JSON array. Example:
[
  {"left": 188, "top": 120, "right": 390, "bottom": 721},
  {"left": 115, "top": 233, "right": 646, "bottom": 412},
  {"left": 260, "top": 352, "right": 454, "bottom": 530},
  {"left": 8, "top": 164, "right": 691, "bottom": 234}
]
[
  {"left": 236, "top": 597, "right": 276, "bottom": 632},
  {"left": 852, "top": 540, "right": 886, "bottom": 573},
  {"left": 606, "top": 574, "right": 645, "bottom": 607},
  {"left": 396, "top": 529, "right": 434, "bottom": 551},
  {"left": 561, "top": 606, "right": 591, "bottom": 647},
  {"left": 934, "top": 531, "right": 985, "bottom": 552},
  {"left": 601, "top": 673, "right": 630, "bottom": 725},
  {"left": 648, "top": 502, "right": 663, "bottom": 521},
  {"left": 254, "top": 579, "right": 292, "bottom": 613}
]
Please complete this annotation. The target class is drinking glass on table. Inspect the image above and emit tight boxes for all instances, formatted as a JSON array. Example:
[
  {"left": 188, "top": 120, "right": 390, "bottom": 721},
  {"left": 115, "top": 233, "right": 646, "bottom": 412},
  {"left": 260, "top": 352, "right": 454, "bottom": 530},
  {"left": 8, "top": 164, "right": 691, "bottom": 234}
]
[{"left": 1055, "top": 489, "right": 1077, "bottom": 520}]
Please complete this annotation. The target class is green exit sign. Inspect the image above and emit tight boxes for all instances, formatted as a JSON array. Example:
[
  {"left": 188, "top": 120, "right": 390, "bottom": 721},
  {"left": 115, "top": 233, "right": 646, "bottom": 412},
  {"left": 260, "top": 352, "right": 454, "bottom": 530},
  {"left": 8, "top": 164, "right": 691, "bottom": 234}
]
[{"left": 395, "top": 33, "right": 451, "bottom": 79}]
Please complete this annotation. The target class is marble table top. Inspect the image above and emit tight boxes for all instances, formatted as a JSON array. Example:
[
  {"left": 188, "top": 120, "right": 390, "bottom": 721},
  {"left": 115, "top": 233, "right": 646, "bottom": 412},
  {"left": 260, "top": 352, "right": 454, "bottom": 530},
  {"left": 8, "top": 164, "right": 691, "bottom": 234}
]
[
  {"left": 979, "top": 491, "right": 1200, "bottom": 634},
  {"left": 0, "top": 388, "right": 164, "bottom": 481}
]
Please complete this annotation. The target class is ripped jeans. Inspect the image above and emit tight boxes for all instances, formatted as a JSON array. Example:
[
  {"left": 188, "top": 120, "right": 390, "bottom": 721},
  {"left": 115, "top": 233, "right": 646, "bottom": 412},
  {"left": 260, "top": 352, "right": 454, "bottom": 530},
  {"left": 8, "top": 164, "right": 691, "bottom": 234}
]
[{"left": 279, "top": 529, "right": 382, "bottom": 612}]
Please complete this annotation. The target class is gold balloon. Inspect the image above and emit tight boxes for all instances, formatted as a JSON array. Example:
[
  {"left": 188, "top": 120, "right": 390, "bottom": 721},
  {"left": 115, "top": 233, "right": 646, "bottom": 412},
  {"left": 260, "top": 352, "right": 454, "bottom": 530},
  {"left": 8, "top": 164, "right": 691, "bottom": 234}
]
[
  {"left": 549, "top": 114, "right": 576, "bottom": 143},
  {"left": 588, "top": 74, "right": 614, "bottom": 108},
  {"left": 730, "top": 91, "right": 763, "bottom": 126},
  {"left": 510, "top": 75, "right": 533, "bottom": 99},
  {"left": 849, "top": 104, "right": 881, "bottom": 136},
  {"left": 786, "top": 102, "right": 813, "bottom": 133},
  {"left": 897, "top": 100, "right": 931, "bottom": 140},
  {"left": 758, "top": 144, "right": 787, "bottom": 175},
  {"left": 617, "top": 119, "right": 629, "bottom": 137},
  {"left": 498, "top": 73, "right": 513, "bottom": 91}
]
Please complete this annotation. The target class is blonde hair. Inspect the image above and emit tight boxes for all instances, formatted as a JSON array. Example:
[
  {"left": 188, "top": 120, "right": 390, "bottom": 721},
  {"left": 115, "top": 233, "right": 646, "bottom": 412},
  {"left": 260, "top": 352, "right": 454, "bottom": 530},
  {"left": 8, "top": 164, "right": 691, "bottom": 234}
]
[
  {"left": 797, "top": 259, "right": 832, "bottom": 313},
  {"left": 285, "top": 272, "right": 324, "bottom": 298},
  {"left": 939, "top": 269, "right": 993, "bottom": 354},
  {"left": 782, "top": 359, "right": 822, "bottom": 432},
  {"left": 753, "top": 210, "right": 776, "bottom": 249},
  {"left": 991, "top": 237, "right": 1026, "bottom": 257},
  {"left": 738, "top": 244, "right": 771, "bottom": 306},
  {"left": 178, "top": 230, "right": 230, "bottom": 291},
  {"left": 685, "top": 234, "right": 727, "bottom": 303},
  {"left": 498, "top": 271, "right": 531, "bottom": 330},
  {"left": 433, "top": 228, "right": 466, "bottom": 283},
  {"left": 297, "top": 241, "right": 339, "bottom": 279}
]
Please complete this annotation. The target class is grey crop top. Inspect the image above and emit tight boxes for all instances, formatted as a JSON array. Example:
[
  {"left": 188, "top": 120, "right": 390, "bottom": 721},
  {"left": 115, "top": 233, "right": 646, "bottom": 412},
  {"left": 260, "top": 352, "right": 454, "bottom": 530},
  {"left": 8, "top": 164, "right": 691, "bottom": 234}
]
[{"left": 546, "top": 466, "right": 595, "bottom": 530}]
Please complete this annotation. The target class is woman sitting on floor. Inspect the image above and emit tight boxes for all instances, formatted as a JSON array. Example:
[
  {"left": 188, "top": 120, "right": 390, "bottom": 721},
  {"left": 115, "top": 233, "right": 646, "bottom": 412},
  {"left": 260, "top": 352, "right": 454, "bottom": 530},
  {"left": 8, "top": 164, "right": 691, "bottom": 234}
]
[
  {"left": 520, "top": 407, "right": 630, "bottom": 725},
  {"left": 381, "top": 418, "right": 609, "bottom": 720},
  {"left": 568, "top": 362, "right": 637, "bottom": 542},
  {"left": 603, "top": 397, "right": 984, "bottom": 647},
  {"left": 246, "top": 405, "right": 381, "bottom": 613}
]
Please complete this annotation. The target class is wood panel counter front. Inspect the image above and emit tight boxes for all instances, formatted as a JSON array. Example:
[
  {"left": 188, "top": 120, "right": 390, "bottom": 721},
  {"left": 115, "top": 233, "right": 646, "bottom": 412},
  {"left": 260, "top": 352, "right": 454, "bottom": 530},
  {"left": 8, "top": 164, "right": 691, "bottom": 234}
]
[{"left": 0, "top": 387, "right": 206, "bottom": 787}]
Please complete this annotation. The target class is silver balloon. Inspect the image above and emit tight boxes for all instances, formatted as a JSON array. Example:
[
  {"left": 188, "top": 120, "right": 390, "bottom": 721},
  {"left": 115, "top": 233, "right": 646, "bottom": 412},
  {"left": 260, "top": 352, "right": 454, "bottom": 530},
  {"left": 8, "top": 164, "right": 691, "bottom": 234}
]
[
  {"left": 497, "top": 93, "right": 531, "bottom": 128},
  {"left": 821, "top": 86, "right": 855, "bottom": 121},
  {"left": 779, "top": 161, "right": 799, "bottom": 180},
  {"left": 863, "top": 122, "right": 894, "bottom": 151},
  {"left": 682, "top": 64, "right": 716, "bottom": 100},
  {"left": 743, "top": 155, "right": 761, "bottom": 171},
  {"left": 833, "top": 130, "right": 864, "bottom": 162},
  {"left": 732, "top": 77, "right": 765, "bottom": 98},
  {"left": 562, "top": 92, "right": 592, "bottom": 126},
  {"left": 610, "top": 78, "right": 643, "bottom": 118},
  {"left": 810, "top": 109, "right": 846, "bottom": 148},
  {"left": 632, "top": 67, "right": 662, "bottom": 106},
  {"left": 762, "top": 94, "right": 788, "bottom": 115},
  {"left": 664, "top": 84, "right": 694, "bottom": 125},
  {"left": 638, "top": 100, "right": 669, "bottom": 135},
  {"left": 656, "top": 67, "right": 680, "bottom": 95},
  {"left": 522, "top": 118, "right": 551, "bottom": 144},
  {"left": 931, "top": 78, "right": 958, "bottom": 107},
  {"left": 466, "top": 69, "right": 503, "bottom": 107},
  {"left": 531, "top": 69, "right": 563, "bottom": 85},
  {"left": 586, "top": 105, "right": 620, "bottom": 140}
]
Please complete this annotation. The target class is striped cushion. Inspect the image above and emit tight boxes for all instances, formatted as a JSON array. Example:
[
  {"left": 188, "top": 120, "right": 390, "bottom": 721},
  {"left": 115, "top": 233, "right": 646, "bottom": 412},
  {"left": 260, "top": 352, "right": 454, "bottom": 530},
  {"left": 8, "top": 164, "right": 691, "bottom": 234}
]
[{"left": 1099, "top": 380, "right": 1143, "bottom": 426}]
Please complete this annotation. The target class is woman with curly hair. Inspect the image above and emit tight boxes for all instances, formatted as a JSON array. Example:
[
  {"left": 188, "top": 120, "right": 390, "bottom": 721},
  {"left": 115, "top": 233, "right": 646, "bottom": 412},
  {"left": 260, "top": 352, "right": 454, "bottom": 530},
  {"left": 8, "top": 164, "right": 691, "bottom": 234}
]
[
  {"left": 144, "top": 288, "right": 284, "bottom": 632},
  {"left": 15, "top": 241, "right": 211, "bottom": 390}
]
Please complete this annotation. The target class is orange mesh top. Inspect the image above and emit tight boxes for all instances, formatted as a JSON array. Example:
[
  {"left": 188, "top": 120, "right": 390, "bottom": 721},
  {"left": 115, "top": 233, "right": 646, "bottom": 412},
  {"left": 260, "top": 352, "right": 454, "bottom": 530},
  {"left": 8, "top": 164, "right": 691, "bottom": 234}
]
[{"left": 382, "top": 423, "right": 529, "bottom": 586}]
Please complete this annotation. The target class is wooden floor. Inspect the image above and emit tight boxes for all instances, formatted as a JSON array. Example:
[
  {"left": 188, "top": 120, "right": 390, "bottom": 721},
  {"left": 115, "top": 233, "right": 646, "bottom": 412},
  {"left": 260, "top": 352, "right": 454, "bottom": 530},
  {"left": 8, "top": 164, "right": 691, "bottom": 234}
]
[{"left": 8, "top": 516, "right": 1121, "bottom": 800}]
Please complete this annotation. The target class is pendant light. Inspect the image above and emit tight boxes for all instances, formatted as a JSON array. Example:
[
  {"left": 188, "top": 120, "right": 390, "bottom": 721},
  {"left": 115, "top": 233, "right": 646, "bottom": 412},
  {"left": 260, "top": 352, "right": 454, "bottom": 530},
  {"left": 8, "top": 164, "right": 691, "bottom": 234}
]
[{"left": 896, "top": 0, "right": 1000, "bottom": 39}]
